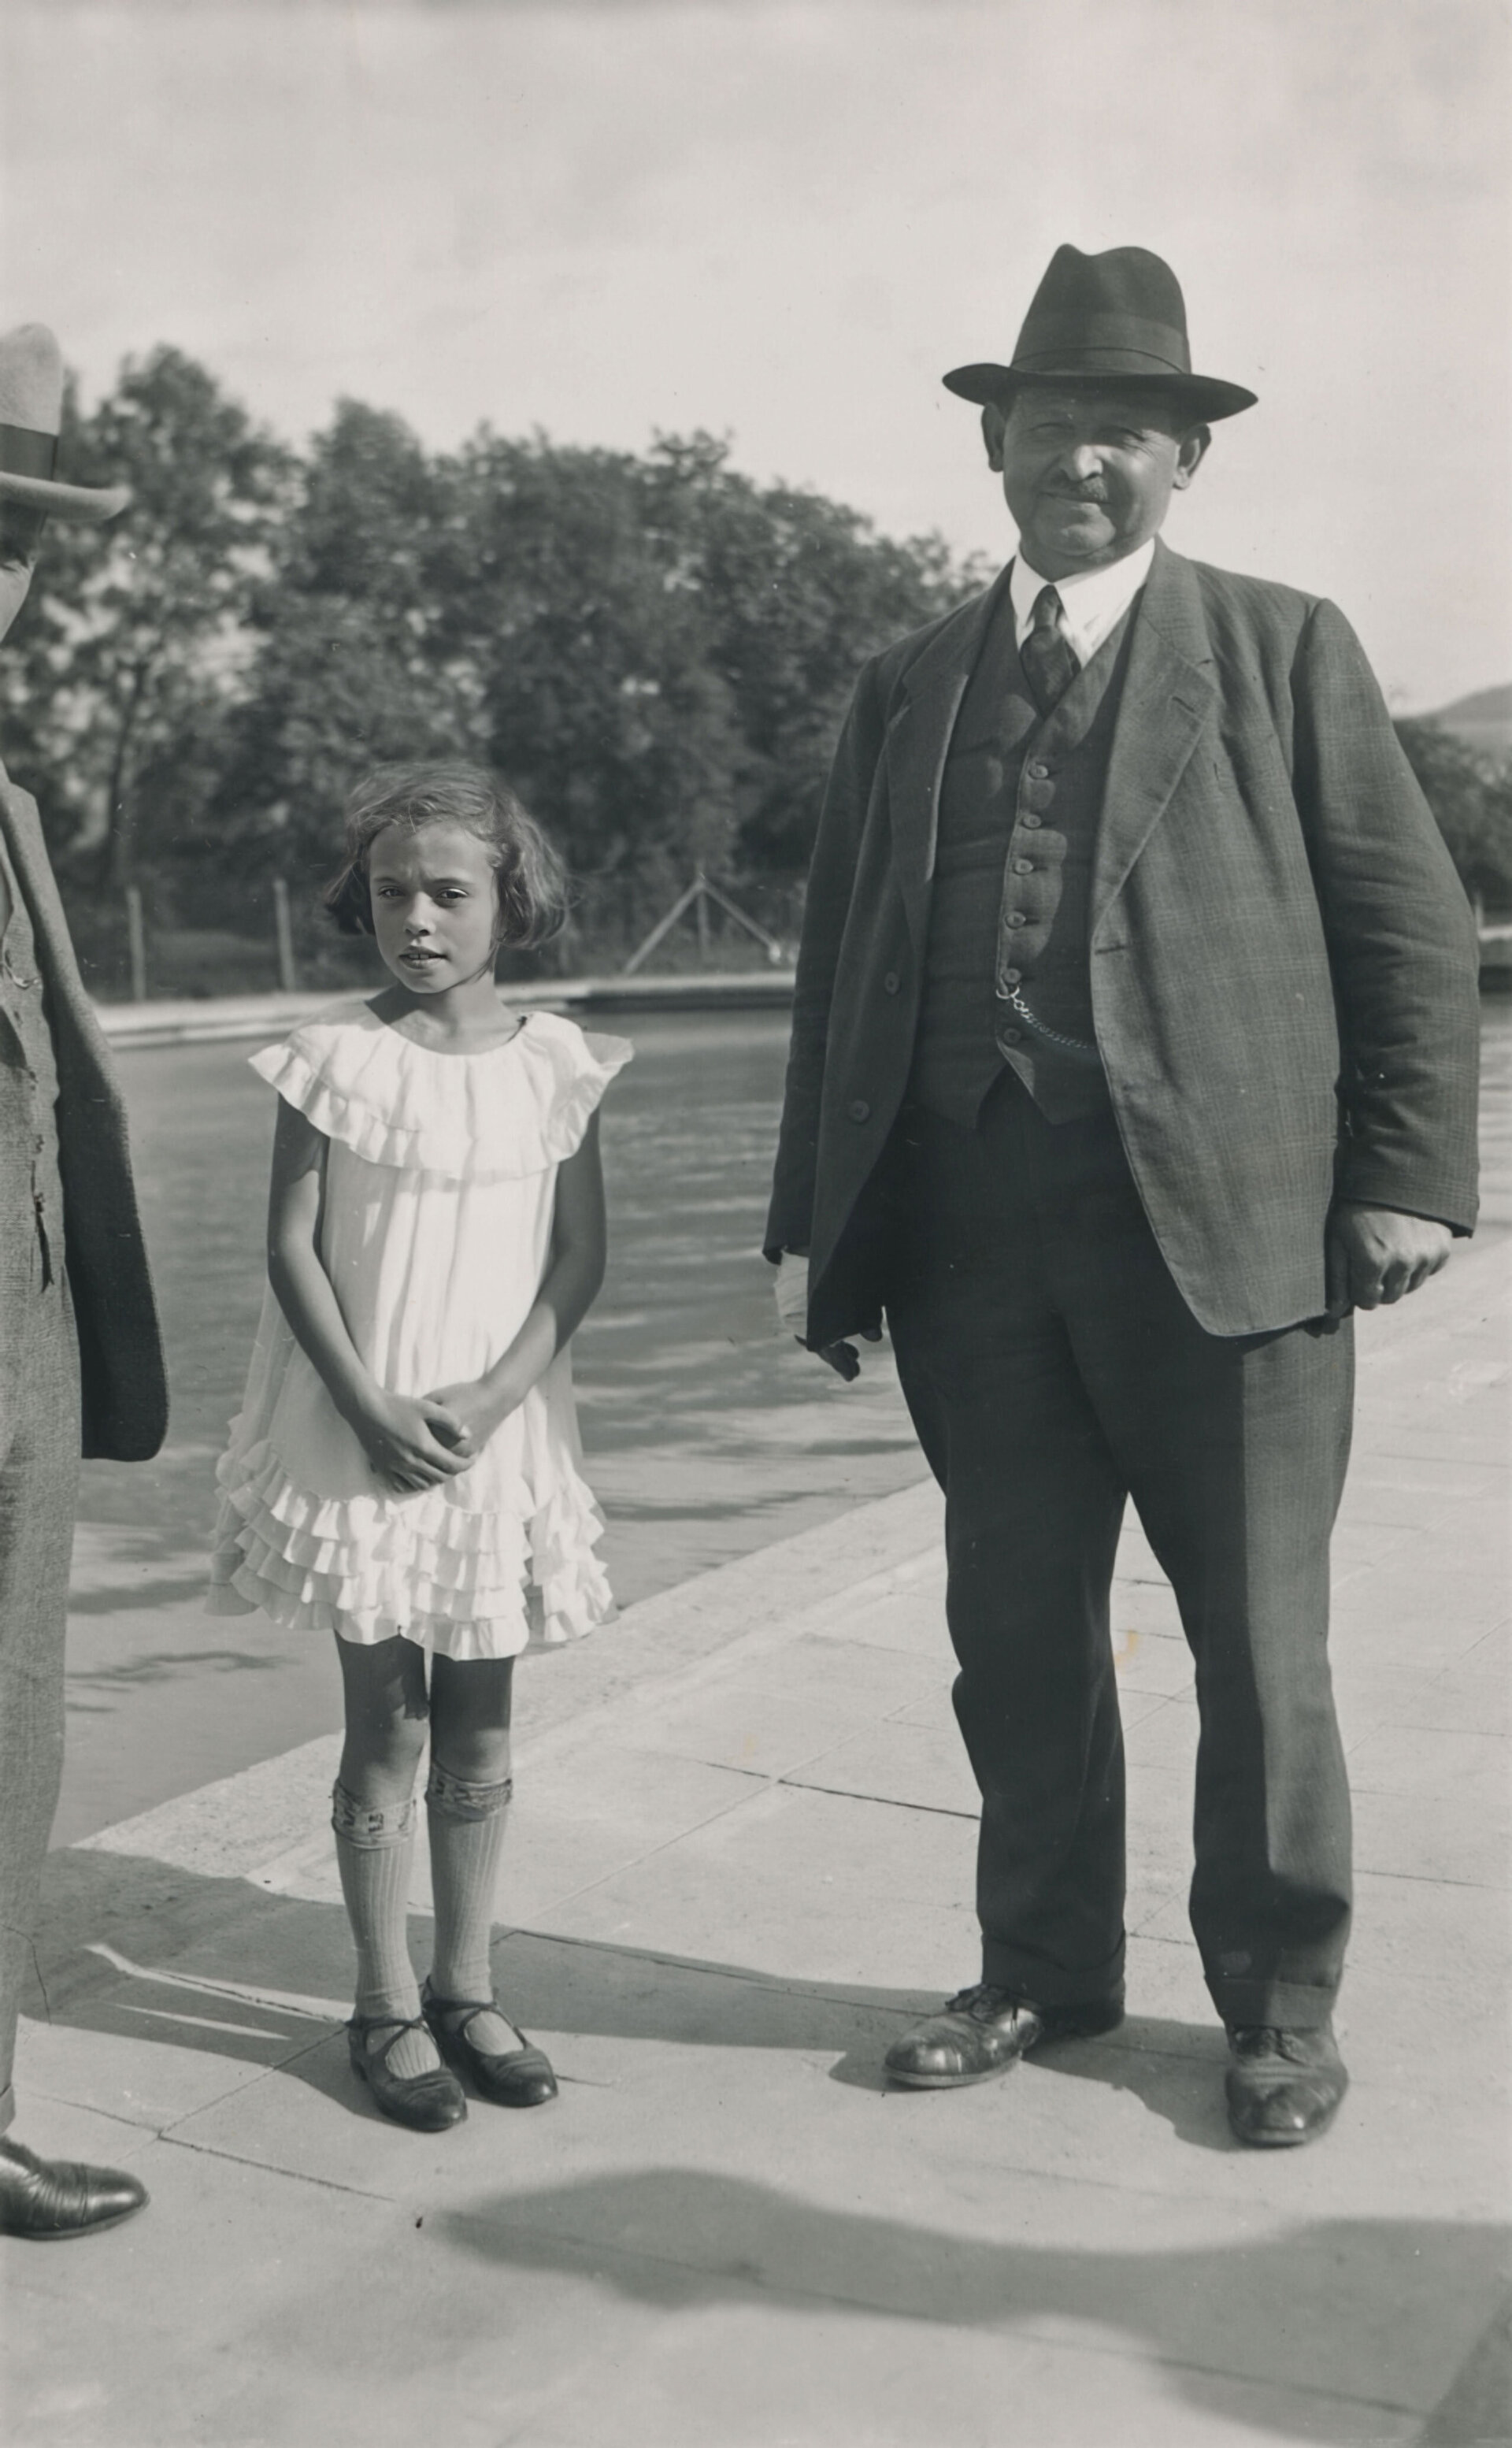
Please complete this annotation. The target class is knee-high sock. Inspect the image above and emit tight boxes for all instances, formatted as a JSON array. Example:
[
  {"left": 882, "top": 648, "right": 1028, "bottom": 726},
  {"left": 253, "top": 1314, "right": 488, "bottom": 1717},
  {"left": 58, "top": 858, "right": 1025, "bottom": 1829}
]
[
  {"left": 332, "top": 1782, "right": 437, "bottom": 2079},
  {"left": 426, "top": 1761, "right": 512, "bottom": 2016}
]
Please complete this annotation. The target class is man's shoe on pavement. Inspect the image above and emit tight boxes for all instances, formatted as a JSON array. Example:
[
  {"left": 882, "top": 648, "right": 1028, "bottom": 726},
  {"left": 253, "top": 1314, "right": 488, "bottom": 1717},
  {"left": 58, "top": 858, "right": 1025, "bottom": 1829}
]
[
  {"left": 0, "top": 2138, "right": 148, "bottom": 2239},
  {"left": 1224, "top": 2022, "right": 1347, "bottom": 2147},
  {"left": 884, "top": 1982, "right": 1125, "bottom": 2090}
]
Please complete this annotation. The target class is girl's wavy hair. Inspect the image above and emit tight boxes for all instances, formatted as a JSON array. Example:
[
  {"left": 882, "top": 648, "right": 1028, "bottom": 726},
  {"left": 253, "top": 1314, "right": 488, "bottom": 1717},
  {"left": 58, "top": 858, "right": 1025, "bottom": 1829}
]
[{"left": 324, "top": 761, "right": 571, "bottom": 950}]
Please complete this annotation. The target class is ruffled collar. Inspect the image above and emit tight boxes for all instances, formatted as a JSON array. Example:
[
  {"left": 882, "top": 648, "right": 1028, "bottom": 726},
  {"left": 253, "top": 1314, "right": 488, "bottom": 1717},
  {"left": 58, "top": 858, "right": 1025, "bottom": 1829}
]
[{"left": 250, "top": 1001, "right": 632, "bottom": 1181}]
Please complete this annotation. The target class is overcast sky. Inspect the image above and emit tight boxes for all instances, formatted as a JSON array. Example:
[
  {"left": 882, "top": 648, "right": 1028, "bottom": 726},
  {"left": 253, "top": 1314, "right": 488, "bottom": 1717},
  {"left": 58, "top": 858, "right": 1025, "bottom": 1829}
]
[{"left": 3, "top": 0, "right": 1506, "bottom": 710}]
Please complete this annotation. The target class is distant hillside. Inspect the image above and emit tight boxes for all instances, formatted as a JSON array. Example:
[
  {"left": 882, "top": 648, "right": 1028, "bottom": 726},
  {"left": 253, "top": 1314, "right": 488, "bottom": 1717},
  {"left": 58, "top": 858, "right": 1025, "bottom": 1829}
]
[{"left": 1415, "top": 683, "right": 1512, "bottom": 757}]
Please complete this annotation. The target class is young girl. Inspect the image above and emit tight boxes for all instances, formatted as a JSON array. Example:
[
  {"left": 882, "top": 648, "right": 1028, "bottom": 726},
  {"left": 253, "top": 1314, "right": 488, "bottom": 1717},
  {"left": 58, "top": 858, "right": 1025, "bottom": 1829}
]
[{"left": 209, "top": 762, "right": 629, "bottom": 2131}]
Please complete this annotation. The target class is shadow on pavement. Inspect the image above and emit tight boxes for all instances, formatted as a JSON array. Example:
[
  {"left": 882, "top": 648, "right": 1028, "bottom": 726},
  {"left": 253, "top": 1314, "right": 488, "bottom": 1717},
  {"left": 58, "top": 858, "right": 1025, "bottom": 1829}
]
[
  {"left": 28, "top": 1844, "right": 947, "bottom": 2068},
  {"left": 24, "top": 1845, "right": 1512, "bottom": 2439},
  {"left": 65, "top": 1645, "right": 287, "bottom": 1695},
  {"left": 29, "top": 1845, "right": 1212, "bottom": 2113},
  {"left": 438, "top": 2169, "right": 1511, "bottom": 2446},
  {"left": 67, "top": 1578, "right": 231, "bottom": 1618},
  {"left": 822, "top": 2001, "right": 1238, "bottom": 2149}
]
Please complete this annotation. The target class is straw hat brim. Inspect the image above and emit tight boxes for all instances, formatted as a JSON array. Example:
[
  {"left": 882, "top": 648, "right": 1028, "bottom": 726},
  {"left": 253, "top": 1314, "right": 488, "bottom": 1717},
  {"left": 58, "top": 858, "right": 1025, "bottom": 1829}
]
[{"left": 0, "top": 468, "right": 132, "bottom": 523}]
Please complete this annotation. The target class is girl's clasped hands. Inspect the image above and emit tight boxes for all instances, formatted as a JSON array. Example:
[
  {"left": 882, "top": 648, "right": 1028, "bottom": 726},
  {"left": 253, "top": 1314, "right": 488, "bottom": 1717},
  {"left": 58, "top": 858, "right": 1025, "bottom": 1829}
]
[{"left": 354, "top": 1389, "right": 473, "bottom": 1493}]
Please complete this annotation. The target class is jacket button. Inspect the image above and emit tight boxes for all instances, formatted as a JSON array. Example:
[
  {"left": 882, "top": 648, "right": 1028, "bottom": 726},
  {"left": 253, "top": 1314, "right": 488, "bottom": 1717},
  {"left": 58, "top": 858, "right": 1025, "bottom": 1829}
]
[
  {"left": 847, "top": 1099, "right": 871, "bottom": 1123},
  {"left": 883, "top": 971, "right": 901, "bottom": 995}
]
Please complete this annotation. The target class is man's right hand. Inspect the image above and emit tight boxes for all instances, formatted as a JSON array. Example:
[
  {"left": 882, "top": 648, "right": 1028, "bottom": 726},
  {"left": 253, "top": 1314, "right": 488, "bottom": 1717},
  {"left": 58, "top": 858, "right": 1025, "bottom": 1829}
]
[
  {"left": 774, "top": 1254, "right": 884, "bottom": 1381},
  {"left": 814, "top": 1327, "right": 884, "bottom": 1383}
]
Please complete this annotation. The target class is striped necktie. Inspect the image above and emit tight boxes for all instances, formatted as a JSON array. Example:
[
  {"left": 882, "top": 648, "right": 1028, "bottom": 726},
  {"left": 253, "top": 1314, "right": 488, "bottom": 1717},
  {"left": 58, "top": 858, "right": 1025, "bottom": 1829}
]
[{"left": 1020, "top": 583, "right": 1080, "bottom": 716}]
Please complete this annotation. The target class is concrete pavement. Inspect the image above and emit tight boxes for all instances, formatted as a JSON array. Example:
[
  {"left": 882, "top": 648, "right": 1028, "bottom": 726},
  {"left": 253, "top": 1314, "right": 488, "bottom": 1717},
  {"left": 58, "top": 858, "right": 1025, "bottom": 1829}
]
[{"left": 5, "top": 1213, "right": 1510, "bottom": 2442}]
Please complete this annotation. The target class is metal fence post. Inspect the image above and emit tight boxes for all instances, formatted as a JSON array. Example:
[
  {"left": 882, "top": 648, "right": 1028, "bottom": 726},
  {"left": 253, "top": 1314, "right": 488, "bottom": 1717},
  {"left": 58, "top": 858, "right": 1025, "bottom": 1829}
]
[
  {"left": 124, "top": 885, "right": 147, "bottom": 1003},
  {"left": 272, "top": 875, "right": 299, "bottom": 993}
]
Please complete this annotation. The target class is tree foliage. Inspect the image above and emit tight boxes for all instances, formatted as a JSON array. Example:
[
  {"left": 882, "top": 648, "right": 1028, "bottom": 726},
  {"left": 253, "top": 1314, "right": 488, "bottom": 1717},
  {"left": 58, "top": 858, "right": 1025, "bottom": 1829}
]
[
  {"left": 1394, "top": 718, "right": 1512, "bottom": 917},
  {"left": 3, "top": 351, "right": 981, "bottom": 932},
  {"left": 0, "top": 348, "right": 294, "bottom": 885}
]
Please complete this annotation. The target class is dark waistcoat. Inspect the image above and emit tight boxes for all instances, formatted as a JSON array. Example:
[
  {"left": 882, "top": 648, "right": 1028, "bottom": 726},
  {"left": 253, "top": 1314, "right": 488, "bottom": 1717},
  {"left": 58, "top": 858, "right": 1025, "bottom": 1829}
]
[{"left": 908, "top": 584, "right": 1136, "bottom": 1127}]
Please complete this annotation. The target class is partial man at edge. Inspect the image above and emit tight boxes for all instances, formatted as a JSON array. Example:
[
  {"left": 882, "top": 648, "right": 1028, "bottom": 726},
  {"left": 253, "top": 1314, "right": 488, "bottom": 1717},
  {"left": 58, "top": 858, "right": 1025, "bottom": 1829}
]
[
  {"left": 0, "top": 323, "right": 168, "bottom": 2236},
  {"left": 766, "top": 244, "right": 1480, "bottom": 2147}
]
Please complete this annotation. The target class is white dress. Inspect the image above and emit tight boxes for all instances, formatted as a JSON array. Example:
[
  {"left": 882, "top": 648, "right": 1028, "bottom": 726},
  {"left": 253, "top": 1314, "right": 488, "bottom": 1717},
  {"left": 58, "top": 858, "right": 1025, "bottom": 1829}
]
[{"left": 207, "top": 1003, "right": 632, "bottom": 1660}]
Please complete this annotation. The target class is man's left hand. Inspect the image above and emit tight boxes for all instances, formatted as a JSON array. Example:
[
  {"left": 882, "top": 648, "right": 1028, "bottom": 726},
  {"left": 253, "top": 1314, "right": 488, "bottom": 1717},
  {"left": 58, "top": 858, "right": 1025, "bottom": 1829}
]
[{"left": 1325, "top": 1204, "right": 1454, "bottom": 1315}]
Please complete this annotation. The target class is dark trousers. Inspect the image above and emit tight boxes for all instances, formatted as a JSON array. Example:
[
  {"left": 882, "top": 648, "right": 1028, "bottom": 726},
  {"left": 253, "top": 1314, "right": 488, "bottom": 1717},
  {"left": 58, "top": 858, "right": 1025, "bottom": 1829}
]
[
  {"left": 0, "top": 1250, "right": 80, "bottom": 2133},
  {"left": 881, "top": 1074, "right": 1353, "bottom": 2031}
]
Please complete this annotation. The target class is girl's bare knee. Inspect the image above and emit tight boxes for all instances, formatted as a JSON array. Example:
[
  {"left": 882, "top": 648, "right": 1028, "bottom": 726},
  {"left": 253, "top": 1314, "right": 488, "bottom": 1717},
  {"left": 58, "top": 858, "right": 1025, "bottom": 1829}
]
[
  {"left": 335, "top": 1634, "right": 430, "bottom": 1799},
  {"left": 339, "top": 1709, "right": 426, "bottom": 1803},
  {"left": 432, "top": 1726, "right": 513, "bottom": 1785},
  {"left": 429, "top": 1653, "right": 514, "bottom": 1782}
]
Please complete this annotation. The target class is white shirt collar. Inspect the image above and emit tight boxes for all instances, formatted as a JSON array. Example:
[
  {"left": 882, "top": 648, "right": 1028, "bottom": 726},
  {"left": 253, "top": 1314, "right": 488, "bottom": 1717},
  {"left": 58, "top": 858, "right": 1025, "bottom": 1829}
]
[{"left": 1009, "top": 538, "right": 1155, "bottom": 665}]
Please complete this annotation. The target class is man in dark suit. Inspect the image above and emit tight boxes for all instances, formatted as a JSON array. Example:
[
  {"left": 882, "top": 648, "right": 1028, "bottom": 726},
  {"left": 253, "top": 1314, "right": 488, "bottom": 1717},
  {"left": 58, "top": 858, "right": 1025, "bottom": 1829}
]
[
  {"left": 0, "top": 323, "right": 168, "bottom": 2234},
  {"left": 765, "top": 247, "right": 1480, "bottom": 2146}
]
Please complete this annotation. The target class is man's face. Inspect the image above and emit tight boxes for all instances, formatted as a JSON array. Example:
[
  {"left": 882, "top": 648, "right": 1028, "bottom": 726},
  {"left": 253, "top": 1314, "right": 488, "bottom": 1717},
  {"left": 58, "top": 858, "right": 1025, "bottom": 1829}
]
[
  {"left": 989, "top": 386, "right": 1208, "bottom": 579},
  {"left": 0, "top": 503, "right": 45, "bottom": 644}
]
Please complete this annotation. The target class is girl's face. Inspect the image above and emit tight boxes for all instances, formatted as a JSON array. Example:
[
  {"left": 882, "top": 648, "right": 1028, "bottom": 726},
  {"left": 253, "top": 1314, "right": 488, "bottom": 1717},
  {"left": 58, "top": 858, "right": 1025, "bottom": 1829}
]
[{"left": 367, "top": 820, "right": 502, "bottom": 993}]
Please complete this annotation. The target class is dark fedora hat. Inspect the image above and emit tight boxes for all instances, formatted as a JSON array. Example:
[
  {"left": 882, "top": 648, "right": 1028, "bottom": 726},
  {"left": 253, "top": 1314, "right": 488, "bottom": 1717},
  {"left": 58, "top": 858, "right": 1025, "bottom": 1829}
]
[{"left": 943, "top": 244, "right": 1256, "bottom": 423}]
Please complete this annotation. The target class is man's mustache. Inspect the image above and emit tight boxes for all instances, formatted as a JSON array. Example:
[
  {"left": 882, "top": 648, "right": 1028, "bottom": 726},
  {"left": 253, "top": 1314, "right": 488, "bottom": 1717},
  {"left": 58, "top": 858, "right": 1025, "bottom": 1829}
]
[{"left": 1044, "top": 482, "right": 1110, "bottom": 503}]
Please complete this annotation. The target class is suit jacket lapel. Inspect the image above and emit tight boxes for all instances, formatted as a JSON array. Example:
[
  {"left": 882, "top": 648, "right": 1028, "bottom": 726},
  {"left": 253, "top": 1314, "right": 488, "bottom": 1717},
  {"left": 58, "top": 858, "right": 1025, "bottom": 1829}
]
[
  {"left": 885, "top": 569, "right": 1010, "bottom": 959},
  {"left": 1092, "top": 540, "right": 1217, "bottom": 934}
]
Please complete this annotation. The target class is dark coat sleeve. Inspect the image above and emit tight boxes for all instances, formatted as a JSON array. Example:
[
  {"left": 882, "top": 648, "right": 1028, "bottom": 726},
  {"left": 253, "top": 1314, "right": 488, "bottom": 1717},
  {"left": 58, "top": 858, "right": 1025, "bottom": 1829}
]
[
  {"left": 0, "top": 769, "right": 168, "bottom": 1462},
  {"left": 763, "top": 654, "right": 888, "bottom": 1260},
  {"left": 1288, "top": 599, "right": 1481, "bottom": 1230},
  {"left": 52, "top": 1000, "right": 171, "bottom": 1461}
]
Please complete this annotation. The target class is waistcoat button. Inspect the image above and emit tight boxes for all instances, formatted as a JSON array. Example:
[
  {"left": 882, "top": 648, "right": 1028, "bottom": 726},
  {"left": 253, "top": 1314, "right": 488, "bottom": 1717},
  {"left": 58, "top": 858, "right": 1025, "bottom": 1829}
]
[
  {"left": 1027, "top": 760, "right": 1050, "bottom": 779},
  {"left": 999, "top": 1027, "right": 1022, "bottom": 1044},
  {"left": 847, "top": 1099, "right": 871, "bottom": 1123},
  {"left": 1012, "top": 858, "right": 1033, "bottom": 874},
  {"left": 1006, "top": 911, "right": 1027, "bottom": 928},
  {"left": 1021, "top": 813, "right": 1042, "bottom": 829},
  {"left": 1000, "top": 966, "right": 1021, "bottom": 985}
]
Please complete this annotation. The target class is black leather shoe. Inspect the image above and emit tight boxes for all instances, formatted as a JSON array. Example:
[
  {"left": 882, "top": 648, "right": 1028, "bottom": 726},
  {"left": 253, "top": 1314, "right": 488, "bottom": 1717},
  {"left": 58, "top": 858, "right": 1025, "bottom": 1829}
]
[
  {"left": 884, "top": 1982, "right": 1125, "bottom": 2090},
  {"left": 0, "top": 2138, "right": 147, "bottom": 2240},
  {"left": 422, "top": 1978, "right": 558, "bottom": 2108},
  {"left": 346, "top": 2014, "right": 467, "bottom": 2131},
  {"left": 1225, "top": 2021, "right": 1347, "bottom": 2146}
]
